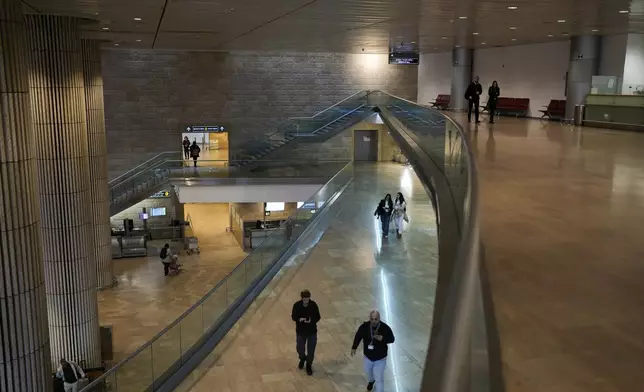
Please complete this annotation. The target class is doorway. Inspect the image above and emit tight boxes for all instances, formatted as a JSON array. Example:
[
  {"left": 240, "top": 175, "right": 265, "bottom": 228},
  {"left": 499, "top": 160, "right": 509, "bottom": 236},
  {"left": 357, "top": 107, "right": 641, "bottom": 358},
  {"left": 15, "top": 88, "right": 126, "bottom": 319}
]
[
  {"left": 181, "top": 131, "right": 229, "bottom": 167},
  {"left": 354, "top": 130, "right": 378, "bottom": 161}
]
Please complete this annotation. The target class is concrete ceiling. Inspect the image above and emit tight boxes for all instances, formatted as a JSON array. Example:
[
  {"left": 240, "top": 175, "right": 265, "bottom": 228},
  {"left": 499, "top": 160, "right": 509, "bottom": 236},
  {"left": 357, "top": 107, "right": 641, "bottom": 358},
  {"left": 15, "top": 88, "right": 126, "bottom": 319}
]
[{"left": 21, "top": 0, "right": 644, "bottom": 52}]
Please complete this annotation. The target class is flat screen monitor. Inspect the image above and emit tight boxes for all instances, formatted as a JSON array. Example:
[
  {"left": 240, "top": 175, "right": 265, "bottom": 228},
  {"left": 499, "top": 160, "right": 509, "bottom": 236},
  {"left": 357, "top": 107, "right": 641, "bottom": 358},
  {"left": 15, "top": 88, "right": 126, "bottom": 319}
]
[
  {"left": 265, "top": 202, "right": 285, "bottom": 212},
  {"left": 150, "top": 207, "right": 166, "bottom": 217}
]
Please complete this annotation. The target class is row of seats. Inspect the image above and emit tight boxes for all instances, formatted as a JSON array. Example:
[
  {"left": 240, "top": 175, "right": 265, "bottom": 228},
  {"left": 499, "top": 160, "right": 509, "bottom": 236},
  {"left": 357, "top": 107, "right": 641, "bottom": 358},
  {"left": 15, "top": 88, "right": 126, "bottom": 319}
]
[{"left": 429, "top": 94, "right": 566, "bottom": 120}]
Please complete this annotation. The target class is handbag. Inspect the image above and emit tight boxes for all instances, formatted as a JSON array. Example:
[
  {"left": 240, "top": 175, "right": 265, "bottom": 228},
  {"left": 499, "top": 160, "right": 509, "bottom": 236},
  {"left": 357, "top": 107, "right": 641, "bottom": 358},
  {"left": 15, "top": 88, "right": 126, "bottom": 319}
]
[{"left": 403, "top": 211, "right": 409, "bottom": 223}]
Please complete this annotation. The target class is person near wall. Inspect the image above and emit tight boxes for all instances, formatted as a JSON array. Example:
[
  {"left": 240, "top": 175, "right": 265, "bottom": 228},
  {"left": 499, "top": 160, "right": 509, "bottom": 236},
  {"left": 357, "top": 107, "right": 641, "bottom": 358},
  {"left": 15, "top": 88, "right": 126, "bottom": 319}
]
[
  {"left": 182, "top": 136, "right": 191, "bottom": 159},
  {"left": 291, "top": 289, "right": 321, "bottom": 376},
  {"left": 465, "top": 76, "right": 483, "bottom": 124},
  {"left": 487, "top": 81, "right": 501, "bottom": 124},
  {"left": 351, "top": 310, "right": 395, "bottom": 392},
  {"left": 56, "top": 358, "right": 86, "bottom": 392},
  {"left": 393, "top": 192, "right": 408, "bottom": 237},
  {"left": 190, "top": 140, "right": 201, "bottom": 168}
]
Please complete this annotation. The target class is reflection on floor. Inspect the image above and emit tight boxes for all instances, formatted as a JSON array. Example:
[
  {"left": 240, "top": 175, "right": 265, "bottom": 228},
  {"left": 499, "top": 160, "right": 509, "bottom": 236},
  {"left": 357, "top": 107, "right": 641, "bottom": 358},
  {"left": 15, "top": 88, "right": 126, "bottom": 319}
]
[
  {"left": 98, "top": 202, "right": 246, "bottom": 361},
  {"left": 179, "top": 163, "right": 439, "bottom": 392},
  {"left": 462, "top": 116, "right": 644, "bottom": 392}
]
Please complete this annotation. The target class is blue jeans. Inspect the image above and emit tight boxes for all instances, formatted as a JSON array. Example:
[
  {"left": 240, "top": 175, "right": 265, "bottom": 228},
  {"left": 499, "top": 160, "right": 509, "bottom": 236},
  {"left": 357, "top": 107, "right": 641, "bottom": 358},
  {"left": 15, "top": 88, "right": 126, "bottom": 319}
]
[
  {"left": 364, "top": 356, "right": 387, "bottom": 391},
  {"left": 296, "top": 333, "right": 317, "bottom": 366},
  {"left": 381, "top": 213, "right": 391, "bottom": 235}
]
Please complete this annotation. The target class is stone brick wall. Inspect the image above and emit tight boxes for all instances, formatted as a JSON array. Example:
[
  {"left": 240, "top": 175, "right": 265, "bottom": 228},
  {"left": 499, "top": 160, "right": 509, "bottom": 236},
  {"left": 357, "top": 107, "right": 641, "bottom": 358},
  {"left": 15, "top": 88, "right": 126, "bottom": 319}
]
[{"left": 101, "top": 50, "right": 417, "bottom": 179}]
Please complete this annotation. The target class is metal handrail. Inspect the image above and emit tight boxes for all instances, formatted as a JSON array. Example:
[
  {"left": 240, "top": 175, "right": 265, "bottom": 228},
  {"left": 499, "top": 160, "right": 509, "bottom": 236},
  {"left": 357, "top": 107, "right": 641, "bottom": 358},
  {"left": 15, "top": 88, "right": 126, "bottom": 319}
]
[
  {"left": 291, "top": 104, "right": 368, "bottom": 137},
  {"left": 109, "top": 151, "right": 177, "bottom": 185},
  {"left": 83, "top": 160, "right": 354, "bottom": 391}
]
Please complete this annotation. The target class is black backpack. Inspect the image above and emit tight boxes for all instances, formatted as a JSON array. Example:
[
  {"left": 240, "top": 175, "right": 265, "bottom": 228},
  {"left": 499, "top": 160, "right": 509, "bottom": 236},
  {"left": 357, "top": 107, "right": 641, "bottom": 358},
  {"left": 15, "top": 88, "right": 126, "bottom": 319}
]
[
  {"left": 160, "top": 247, "right": 168, "bottom": 260},
  {"left": 62, "top": 363, "right": 78, "bottom": 384}
]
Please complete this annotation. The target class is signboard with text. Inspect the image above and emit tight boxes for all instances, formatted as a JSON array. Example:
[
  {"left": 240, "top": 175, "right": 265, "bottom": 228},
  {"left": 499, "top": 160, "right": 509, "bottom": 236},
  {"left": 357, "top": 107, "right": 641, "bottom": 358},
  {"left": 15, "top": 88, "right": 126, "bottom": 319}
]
[
  {"left": 150, "top": 190, "right": 171, "bottom": 199},
  {"left": 185, "top": 125, "right": 226, "bottom": 132}
]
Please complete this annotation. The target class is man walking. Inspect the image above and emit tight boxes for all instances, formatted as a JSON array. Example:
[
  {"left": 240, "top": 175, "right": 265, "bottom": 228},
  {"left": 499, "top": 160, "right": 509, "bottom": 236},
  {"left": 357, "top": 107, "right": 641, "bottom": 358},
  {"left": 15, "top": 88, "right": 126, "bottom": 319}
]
[
  {"left": 351, "top": 310, "right": 395, "bottom": 391},
  {"left": 291, "top": 289, "right": 321, "bottom": 375},
  {"left": 465, "top": 76, "right": 483, "bottom": 124}
]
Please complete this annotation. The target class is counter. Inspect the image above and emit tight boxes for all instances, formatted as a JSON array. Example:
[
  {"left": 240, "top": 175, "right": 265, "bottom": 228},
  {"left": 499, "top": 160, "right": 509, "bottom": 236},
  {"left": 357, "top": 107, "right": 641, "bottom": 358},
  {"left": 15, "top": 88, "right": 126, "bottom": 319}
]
[{"left": 584, "top": 94, "right": 644, "bottom": 131}]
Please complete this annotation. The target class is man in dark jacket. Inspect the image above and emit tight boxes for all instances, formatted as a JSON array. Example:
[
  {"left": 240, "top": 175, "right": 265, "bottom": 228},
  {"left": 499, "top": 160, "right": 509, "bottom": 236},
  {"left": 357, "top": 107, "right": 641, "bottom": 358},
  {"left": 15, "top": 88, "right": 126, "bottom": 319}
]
[
  {"left": 291, "top": 289, "right": 321, "bottom": 375},
  {"left": 465, "top": 76, "right": 483, "bottom": 123},
  {"left": 351, "top": 310, "right": 395, "bottom": 391}
]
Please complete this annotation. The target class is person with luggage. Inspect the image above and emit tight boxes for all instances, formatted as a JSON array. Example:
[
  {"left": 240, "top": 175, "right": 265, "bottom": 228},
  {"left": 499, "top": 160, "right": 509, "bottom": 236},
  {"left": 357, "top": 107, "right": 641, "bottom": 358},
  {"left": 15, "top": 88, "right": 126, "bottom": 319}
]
[
  {"left": 182, "top": 136, "right": 191, "bottom": 159},
  {"left": 487, "top": 81, "right": 501, "bottom": 124},
  {"left": 291, "top": 289, "right": 321, "bottom": 376},
  {"left": 190, "top": 140, "right": 201, "bottom": 168},
  {"left": 465, "top": 76, "right": 483, "bottom": 124},
  {"left": 160, "top": 243, "right": 172, "bottom": 276},
  {"left": 351, "top": 310, "right": 395, "bottom": 392},
  {"left": 56, "top": 358, "right": 86, "bottom": 392}
]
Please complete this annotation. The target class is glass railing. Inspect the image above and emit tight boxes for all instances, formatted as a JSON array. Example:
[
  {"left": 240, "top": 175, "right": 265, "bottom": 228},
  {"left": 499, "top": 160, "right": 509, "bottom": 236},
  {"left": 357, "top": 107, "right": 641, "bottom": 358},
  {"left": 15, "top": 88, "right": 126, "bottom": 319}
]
[
  {"left": 371, "top": 91, "right": 488, "bottom": 391},
  {"left": 82, "top": 161, "right": 354, "bottom": 392}
]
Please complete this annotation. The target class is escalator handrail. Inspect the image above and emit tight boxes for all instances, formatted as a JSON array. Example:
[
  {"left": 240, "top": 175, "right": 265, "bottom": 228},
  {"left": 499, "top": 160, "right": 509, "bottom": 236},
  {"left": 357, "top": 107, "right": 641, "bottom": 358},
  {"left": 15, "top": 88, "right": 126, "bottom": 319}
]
[{"left": 108, "top": 151, "right": 177, "bottom": 186}]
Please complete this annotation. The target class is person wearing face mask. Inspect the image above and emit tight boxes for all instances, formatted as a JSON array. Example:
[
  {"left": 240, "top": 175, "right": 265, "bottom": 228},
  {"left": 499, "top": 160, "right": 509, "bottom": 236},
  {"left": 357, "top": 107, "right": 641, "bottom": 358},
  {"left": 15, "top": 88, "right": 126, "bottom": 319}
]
[
  {"left": 291, "top": 289, "right": 321, "bottom": 375},
  {"left": 351, "top": 310, "right": 395, "bottom": 391}
]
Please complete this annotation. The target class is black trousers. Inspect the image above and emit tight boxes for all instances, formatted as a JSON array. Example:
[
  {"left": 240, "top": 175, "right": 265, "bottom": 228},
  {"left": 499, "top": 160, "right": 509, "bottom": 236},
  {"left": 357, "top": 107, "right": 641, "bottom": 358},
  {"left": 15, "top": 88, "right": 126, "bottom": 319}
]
[
  {"left": 192, "top": 157, "right": 198, "bottom": 167},
  {"left": 162, "top": 262, "right": 170, "bottom": 276},
  {"left": 468, "top": 99, "right": 479, "bottom": 122},
  {"left": 296, "top": 333, "right": 317, "bottom": 366},
  {"left": 488, "top": 101, "right": 497, "bottom": 121},
  {"left": 183, "top": 148, "right": 190, "bottom": 159}
]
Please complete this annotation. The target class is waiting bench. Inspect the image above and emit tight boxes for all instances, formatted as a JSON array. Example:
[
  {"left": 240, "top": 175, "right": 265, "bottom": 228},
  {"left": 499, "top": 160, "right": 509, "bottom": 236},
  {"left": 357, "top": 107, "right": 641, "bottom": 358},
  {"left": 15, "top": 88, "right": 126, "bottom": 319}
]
[
  {"left": 539, "top": 99, "right": 566, "bottom": 120},
  {"left": 494, "top": 97, "right": 530, "bottom": 117},
  {"left": 430, "top": 94, "right": 450, "bottom": 109}
]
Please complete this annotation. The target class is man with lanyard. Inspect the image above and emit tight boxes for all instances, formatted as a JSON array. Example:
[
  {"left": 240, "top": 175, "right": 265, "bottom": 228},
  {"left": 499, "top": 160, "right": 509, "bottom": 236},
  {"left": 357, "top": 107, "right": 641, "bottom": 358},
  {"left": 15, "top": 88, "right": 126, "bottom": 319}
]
[{"left": 351, "top": 310, "right": 395, "bottom": 391}]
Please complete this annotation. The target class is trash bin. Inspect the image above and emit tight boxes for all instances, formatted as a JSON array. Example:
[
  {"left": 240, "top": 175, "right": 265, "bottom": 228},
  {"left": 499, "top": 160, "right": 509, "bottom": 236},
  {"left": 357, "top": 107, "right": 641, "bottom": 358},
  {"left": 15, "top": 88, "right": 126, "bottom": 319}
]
[{"left": 574, "top": 104, "right": 585, "bottom": 126}]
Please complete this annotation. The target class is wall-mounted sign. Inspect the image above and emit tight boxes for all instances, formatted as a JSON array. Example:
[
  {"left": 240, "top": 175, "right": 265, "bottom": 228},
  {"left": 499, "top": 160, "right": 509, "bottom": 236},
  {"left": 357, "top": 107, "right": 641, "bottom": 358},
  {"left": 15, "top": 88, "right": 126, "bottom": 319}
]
[
  {"left": 150, "top": 190, "right": 171, "bottom": 199},
  {"left": 185, "top": 125, "right": 226, "bottom": 132}
]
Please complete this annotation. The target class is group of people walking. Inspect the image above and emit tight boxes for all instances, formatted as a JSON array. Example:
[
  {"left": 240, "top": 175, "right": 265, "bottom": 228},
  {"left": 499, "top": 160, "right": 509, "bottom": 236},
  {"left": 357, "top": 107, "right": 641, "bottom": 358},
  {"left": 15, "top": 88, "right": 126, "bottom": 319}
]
[
  {"left": 374, "top": 192, "right": 408, "bottom": 238},
  {"left": 292, "top": 290, "right": 395, "bottom": 391},
  {"left": 182, "top": 136, "right": 201, "bottom": 167},
  {"left": 464, "top": 76, "right": 501, "bottom": 124}
]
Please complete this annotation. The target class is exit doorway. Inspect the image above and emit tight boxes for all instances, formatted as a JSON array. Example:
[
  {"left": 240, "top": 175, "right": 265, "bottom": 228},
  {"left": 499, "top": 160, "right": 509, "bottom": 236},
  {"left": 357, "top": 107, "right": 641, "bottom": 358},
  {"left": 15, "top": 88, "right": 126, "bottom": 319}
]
[{"left": 354, "top": 130, "right": 378, "bottom": 161}]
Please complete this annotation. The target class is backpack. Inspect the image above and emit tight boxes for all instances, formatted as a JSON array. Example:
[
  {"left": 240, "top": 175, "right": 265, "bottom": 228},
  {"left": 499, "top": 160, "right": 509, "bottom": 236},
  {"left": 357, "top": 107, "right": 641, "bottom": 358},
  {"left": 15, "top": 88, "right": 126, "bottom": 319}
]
[
  {"left": 62, "top": 363, "right": 78, "bottom": 384},
  {"left": 160, "top": 247, "right": 168, "bottom": 260}
]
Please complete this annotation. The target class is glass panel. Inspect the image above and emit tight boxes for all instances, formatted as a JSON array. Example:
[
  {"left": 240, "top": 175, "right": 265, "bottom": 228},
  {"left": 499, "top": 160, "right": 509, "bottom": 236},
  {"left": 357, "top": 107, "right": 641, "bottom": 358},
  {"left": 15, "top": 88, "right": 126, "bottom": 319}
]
[
  {"left": 180, "top": 306, "right": 204, "bottom": 356},
  {"left": 151, "top": 323, "right": 181, "bottom": 384},
  {"left": 226, "top": 265, "right": 246, "bottom": 305},
  {"left": 245, "top": 251, "right": 263, "bottom": 284},
  {"left": 114, "top": 345, "right": 153, "bottom": 392},
  {"left": 202, "top": 286, "right": 227, "bottom": 332}
]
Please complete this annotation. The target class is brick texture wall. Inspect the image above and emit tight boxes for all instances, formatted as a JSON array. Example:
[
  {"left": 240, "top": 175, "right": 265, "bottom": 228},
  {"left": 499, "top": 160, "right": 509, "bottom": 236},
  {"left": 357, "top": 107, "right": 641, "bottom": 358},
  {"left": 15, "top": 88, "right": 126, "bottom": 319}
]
[{"left": 102, "top": 50, "right": 417, "bottom": 179}]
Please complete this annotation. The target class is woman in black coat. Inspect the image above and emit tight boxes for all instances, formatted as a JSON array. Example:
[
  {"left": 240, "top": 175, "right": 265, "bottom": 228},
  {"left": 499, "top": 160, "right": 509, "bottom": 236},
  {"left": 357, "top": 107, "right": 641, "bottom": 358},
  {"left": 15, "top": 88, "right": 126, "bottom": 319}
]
[{"left": 487, "top": 81, "right": 500, "bottom": 124}]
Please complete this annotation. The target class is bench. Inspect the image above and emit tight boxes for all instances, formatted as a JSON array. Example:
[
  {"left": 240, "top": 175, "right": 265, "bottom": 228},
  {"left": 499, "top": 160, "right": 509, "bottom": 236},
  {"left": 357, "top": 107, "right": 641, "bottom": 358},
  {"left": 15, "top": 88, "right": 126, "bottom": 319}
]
[
  {"left": 484, "top": 97, "right": 529, "bottom": 117},
  {"left": 430, "top": 94, "right": 450, "bottom": 109},
  {"left": 539, "top": 99, "right": 566, "bottom": 120}
]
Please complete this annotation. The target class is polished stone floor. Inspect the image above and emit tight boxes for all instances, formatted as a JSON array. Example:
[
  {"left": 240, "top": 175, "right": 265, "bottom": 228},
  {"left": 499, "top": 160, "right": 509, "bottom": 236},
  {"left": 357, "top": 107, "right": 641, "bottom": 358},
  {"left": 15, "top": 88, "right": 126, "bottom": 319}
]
[
  {"left": 462, "top": 116, "right": 644, "bottom": 392},
  {"left": 98, "top": 203, "right": 246, "bottom": 360},
  {"left": 178, "top": 163, "right": 439, "bottom": 392}
]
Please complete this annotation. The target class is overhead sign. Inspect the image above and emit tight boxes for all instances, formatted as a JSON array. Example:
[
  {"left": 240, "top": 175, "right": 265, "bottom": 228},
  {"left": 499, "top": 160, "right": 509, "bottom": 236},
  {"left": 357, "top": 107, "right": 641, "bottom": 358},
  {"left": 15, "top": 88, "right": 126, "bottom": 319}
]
[
  {"left": 185, "top": 125, "right": 226, "bottom": 132},
  {"left": 150, "top": 190, "right": 171, "bottom": 199}
]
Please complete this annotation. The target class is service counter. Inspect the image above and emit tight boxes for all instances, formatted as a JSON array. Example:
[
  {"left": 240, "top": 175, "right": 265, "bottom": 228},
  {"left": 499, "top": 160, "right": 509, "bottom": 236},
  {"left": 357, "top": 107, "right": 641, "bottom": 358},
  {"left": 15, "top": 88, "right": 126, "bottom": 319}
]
[{"left": 584, "top": 94, "right": 644, "bottom": 132}]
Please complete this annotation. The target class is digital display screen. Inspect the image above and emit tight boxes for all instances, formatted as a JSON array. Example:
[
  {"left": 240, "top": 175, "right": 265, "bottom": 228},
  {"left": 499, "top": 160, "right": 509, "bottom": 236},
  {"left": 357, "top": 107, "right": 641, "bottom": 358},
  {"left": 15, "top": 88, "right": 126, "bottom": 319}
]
[
  {"left": 265, "top": 202, "right": 285, "bottom": 212},
  {"left": 389, "top": 52, "right": 419, "bottom": 65},
  {"left": 150, "top": 207, "right": 166, "bottom": 217}
]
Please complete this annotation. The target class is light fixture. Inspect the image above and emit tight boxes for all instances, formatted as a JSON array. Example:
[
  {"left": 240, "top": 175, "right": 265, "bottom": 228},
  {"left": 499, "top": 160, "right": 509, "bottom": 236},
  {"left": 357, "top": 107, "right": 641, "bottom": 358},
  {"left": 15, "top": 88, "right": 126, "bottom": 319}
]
[
  {"left": 508, "top": 6, "right": 518, "bottom": 10},
  {"left": 619, "top": 10, "right": 629, "bottom": 14},
  {"left": 134, "top": 17, "right": 142, "bottom": 21},
  {"left": 558, "top": 19, "right": 566, "bottom": 23},
  {"left": 473, "top": 32, "right": 479, "bottom": 35},
  {"left": 510, "top": 26, "right": 517, "bottom": 30},
  {"left": 511, "top": 38, "right": 517, "bottom": 41},
  {"left": 548, "top": 34, "right": 554, "bottom": 37},
  {"left": 458, "top": 16, "right": 467, "bottom": 19},
  {"left": 102, "top": 27, "right": 109, "bottom": 30},
  {"left": 411, "top": 41, "right": 416, "bottom": 44},
  {"left": 114, "top": 43, "right": 119, "bottom": 46},
  {"left": 592, "top": 29, "right": 599, "bottom": 32},
  {"left": 562, "top": 33, "right": 570, "bottom": 36},
  {"left": 441, "top": 36, "right": 447, "bottom": 39},
  {"left": 136, "top": 39, "right": 142, "bottom": 42},
  {"left": 481, "top": 42, "right": 486, "bottom": 45},
  {"left": 455, "top": 45, "right": 461, "bottom": 48}
]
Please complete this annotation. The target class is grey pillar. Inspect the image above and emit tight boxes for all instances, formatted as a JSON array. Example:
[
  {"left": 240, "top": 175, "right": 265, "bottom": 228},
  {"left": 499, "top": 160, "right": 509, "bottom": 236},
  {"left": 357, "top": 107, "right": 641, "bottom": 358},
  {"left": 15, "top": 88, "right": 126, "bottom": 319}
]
[
  {"left": 81, "top": 40, "right": 114, "bottom": 290},
  {"left": 0, "top": 1, "right": 53, "bottom": 389},
  {"left": 26, "top": 15, "right": 102, "bottom": 369},
  {"left": 566, "top": 35, "right": 601, "bottom": 119},
  {"left": 450, "top": 48, "right": 473, "bottom": 111}
]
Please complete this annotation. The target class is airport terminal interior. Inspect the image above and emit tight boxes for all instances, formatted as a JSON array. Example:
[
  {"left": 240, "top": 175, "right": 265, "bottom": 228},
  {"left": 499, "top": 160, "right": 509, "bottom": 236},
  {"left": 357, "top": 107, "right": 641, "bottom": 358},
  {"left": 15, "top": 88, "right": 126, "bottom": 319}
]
[{"left": 1, "top": 0, "right": 644, "bottom": 392}]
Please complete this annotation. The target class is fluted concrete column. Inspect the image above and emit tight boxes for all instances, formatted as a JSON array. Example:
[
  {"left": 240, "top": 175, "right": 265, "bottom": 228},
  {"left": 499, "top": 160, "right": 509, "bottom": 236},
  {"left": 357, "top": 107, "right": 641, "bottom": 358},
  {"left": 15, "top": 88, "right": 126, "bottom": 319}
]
[
  {"left": 566, "top": 35, "right": 601, "bottom": 119},
  {"left": 0, "top": 1, "right": 53, "bottom": 389},
  {"left": 450, "top": 47, "right": 473, "bottom": 111},
  {"left": 81, "top": 40, "right": 114, "bottom": 290},
  {"left": 26, "top": 15, "right": 102, "bottom": 369}
]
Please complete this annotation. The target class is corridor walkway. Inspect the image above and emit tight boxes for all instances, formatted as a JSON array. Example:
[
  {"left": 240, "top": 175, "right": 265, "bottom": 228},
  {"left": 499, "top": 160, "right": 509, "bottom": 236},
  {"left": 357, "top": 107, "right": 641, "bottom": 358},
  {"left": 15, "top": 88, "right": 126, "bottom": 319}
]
[
  {"left": 178, "top": 163, "right": 439, "bottom": 392},
  {"left": 464, "top": 116, "right": 644, "bottom": 392}
]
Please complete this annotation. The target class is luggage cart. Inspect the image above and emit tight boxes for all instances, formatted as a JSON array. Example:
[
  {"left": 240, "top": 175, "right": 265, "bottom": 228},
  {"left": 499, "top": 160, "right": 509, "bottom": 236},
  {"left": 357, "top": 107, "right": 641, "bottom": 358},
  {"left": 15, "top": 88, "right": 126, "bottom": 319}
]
[{"left": 185, "top": 236, "right": 200, "bottom": 255}]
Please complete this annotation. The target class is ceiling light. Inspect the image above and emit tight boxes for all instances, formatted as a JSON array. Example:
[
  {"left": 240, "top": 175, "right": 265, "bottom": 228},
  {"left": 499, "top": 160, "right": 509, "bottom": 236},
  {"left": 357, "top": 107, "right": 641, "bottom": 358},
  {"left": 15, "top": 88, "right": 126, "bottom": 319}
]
[
  {"left": 481, "top": 42, "right": 486, "bottom": 45},
  {"left": 592, "top": 29, "right": 599, "bottom": 32},
  {"left": 511, "top": 38, "right": 517, "bottom": 41},
  {"left": 619, "top": 10, "right": 629, "bottom": 14},
  {"left": 473, "top": 32, "right": 479, "bottom": 35},
  {"left": 458, "top": 16, "right": 467, "bottom": 19},
  {"left": 411, "top": 41, "right": 416, "bottom": 44},
  {"left": 455, "top": 45, "right": 461, "bottom": 48},
  {"left": 547, "top": 34, "right": 554, "bottom": 37},
  {"left": 562, "top": 33, "right": 570, "bottom": 36},
  {"left": 134, "top": 17, "right": 142, "bottom": 21},
  {"left": 441, "top": 36, "right": 447, "bottom": 39},
  {"left": 508, "top": 6, "right": 518, "bottom": 10},
  {"left": 136, "top": 39, "right": 142, "bottom": 42},
  {"left": 102, "top": 27, "right": 109, "bottom": 30},
  {"left": 509, "top": 27, "right": 517, "bottom": 30},
  {"left": 558, "top": 19, "right": 566, "bottom": 23},
  {"left": 114, "top": 43, "right": 119, "bottom": 46}
]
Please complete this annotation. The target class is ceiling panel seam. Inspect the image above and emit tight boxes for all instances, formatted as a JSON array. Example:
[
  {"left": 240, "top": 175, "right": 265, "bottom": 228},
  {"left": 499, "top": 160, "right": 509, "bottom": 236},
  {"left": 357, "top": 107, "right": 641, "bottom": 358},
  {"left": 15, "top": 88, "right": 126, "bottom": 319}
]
[{"left": 153, "top": 0, "right": 170, "bottom": 49}]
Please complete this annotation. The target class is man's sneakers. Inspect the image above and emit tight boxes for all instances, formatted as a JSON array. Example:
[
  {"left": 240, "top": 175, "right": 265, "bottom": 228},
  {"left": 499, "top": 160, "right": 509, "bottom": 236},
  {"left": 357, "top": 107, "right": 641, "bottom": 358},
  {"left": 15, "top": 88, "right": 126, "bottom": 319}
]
[
  {"left": 298, "top": 359, "right": 305, "bottom": 370},
  {"left": 367, "top": 381, "right": 375, "bottom": 391}
]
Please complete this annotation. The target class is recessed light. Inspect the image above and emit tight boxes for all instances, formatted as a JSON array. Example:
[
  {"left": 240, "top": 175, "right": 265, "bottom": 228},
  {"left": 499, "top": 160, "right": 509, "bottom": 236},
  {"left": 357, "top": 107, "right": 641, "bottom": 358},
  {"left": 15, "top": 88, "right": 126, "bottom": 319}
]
[
  {"left": 458, "top": 16, "right": 467, "bottom": 19},
  {"left": 102, "top": 27, "right": 109, "bottom": 31},
  {"left": 510, "top": 27, "right": 517, "bottom": 30},
  {"left": 558, "top": 19, "right": 566, "bottom": 23},
  {"left": 473, "top": 32, "right": 479, "bottom": 35},
  {"left": 481, "top": 42, "right": 486, "bottom": 45},
  {"left": 592, "top": 29, "right": 599, "bottom": 32},
  {"left": 511, "top": 38, "right": 517, "bottom": 41},
  {"left": 441, "top": 36, "right": 447, "bottom": 39},
  {"left": 562, "top": 33, "right": 570, "bottom": 36},
  {"left": 455, "top": 45, "right": 461, "bottom": 48},
  {"left": 411, "top": 41, "right": 416, "bottom": 44},
  {"left": 136, "top": 39, "right": 142, "bottom": 42},
  {"left": 508, "top": 6, "right": 518, "bottom": 10},
  {"left": 134, "top": 17, "right": 142, "bottom": 21},
  {"left": 114, "top": 43, "right": 119, "bottom": 46},
  {"left": 619, "top": 10, "right": 629, "bottom": 14},
  {"left": 548, "top": 34, "right": 554, "bottom": 37}
]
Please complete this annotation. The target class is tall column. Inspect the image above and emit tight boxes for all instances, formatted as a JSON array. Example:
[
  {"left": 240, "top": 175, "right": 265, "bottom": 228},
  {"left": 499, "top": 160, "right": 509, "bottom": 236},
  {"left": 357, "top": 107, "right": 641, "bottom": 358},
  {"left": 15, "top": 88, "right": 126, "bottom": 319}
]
[
  {"left": 26, "top": 15, "right": 102, "bottom": 369},
  {"left": 566, "top": 35, "right": 601, "bottom": 119},
  {"left": 0, "top": 0, "right": 53, "bottom": 389},
  {"left": 81, "top": 40, "right": 114, "bottom": 290},
  {"left": 450, "top": 47, "right": 473, "bottom": 111}
]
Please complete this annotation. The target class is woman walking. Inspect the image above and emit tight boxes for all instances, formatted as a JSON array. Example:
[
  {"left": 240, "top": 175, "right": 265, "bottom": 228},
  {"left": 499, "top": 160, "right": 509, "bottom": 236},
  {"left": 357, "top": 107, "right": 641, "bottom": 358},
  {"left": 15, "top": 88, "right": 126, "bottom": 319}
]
[
  {"left": 374, "top": 194, "right": 393, "bottom": 238},
  {"left": 190, "top": 140, "right": 201, "bottom": 167},
  {"left": 393, "top": 192, "right": 407, "bottom": 237},
  {"left": 487, "top": 81, "right": 500, "bottom": 124}
]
